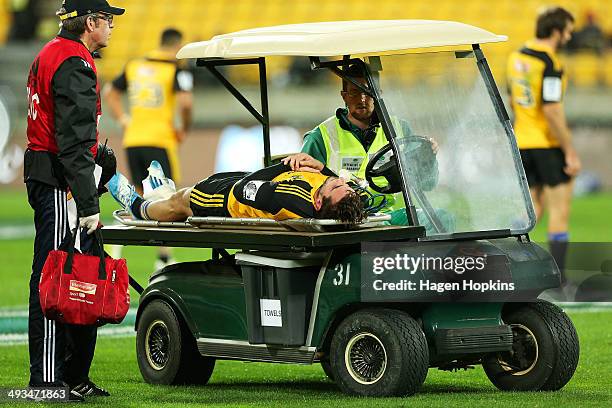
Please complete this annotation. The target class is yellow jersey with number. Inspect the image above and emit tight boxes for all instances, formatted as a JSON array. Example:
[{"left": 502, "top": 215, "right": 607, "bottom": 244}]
[
  {"left": 507, "top": 41, "right": 567, "bottom": 149},
  {"left": 113, "top": 50, "right": 193, "bottom": 150}
]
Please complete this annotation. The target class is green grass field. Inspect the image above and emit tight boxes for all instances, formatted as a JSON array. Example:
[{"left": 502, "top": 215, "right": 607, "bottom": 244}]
[
  {"left": 0, "top": 310, "right": 610, "bottom": 407},
  {"left": 0, "top": 189, "right": 610, "bottom": 406}
]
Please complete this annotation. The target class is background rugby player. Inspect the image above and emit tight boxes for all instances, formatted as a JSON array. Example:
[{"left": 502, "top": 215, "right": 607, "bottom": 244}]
[{"left": 507, "top": 6, "right": 581, "bottom": 278}]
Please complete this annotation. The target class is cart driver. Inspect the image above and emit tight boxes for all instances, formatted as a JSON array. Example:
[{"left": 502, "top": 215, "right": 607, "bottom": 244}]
[
  {"left": 107, "top": 153, "right": 365, "bottom": 223},
  {"left": 302, "top": 64, "right": 449, "bottom": 230},
  {"left": 302, "top": 64, "right": 420, "bottom": 212}
]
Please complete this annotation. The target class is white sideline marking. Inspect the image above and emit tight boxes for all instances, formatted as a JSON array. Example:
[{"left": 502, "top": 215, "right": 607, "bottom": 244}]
[
  {"left": 0, "top": 326, "right": 135, "bottom": 346},
  {"left": 0, "top": 307, "right": 138, "bottom": 318},
  {"left": 0, "top": 309, "right": 29, "bottom": 318},
  {"left": 0, "top": 225, "right": 34, "bottom": 239}
]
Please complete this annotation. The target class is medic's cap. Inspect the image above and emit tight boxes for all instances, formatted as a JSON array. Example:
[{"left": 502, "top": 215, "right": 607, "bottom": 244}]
[{"left": 58, "top": 0, "right": 125, "bottom": 20}]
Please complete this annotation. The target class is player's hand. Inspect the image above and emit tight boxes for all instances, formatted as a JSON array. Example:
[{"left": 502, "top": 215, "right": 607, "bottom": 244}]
[
  {"left": 564, "top": 147, "right": 581, "bottom": 177},
  {"left": 79, "top": 213, "right": 100, "bottom": 235},
  {"left": 282, "top": 153, "right": 324, "bottom": 172}
]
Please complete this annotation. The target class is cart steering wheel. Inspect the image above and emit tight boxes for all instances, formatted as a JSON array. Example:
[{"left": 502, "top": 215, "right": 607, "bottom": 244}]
[
  {"left": 365, "top": 136, "right": 436, "bottom": 194},
  {"left": 364, "top": 144, "right": 401, "bottom": 194}
]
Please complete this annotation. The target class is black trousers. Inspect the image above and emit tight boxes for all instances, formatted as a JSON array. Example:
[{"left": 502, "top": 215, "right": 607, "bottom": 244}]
[{"left": 26, "top": 181, "right": 97, "bottom": 386}]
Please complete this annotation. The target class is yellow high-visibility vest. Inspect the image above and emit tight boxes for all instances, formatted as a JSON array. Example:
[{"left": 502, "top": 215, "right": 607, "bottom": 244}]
[{"left": 318, "top": 116, "right": 405, "bottom": 211}]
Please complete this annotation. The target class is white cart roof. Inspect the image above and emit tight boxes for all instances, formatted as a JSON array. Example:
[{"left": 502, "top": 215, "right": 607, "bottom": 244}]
[{"left": 177, "top": 20, "right": 507, "bottom": 60}]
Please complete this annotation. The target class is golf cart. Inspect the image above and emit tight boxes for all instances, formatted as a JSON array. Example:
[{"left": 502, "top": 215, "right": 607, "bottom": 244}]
[{"left": 102, "top": 20, "right": 579, "bottom": 397}]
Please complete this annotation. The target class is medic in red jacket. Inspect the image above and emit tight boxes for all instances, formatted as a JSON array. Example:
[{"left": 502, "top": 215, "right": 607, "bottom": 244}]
[{"left": 25, "top": 27, "right": 102, "bottom": 218}]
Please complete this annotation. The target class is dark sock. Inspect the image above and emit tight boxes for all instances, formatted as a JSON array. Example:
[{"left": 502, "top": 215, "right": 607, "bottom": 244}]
[
  {"left": 159, "top": 254, "right": 169, "bottom": 263},
  {"left": 130, "top": 197, "right": 145, "bottom": 219}
]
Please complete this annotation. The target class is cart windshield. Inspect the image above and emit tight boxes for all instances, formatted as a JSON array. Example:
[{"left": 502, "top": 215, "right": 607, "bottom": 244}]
[{"left": 371, "top": 51, "right": 534, "bottom": 239}]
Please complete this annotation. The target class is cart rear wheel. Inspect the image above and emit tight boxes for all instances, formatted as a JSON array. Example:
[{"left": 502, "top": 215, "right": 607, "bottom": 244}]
[
  {"left": 329, "top": 309, "right": 428, "bottom": 396},
  {"left": 482, "top": 300, "right": 579, "bottom": 391},
  {"left": 320, "top": 359, "right": 334, "bottom": 381},
  {"left": 136, "top": 299, "right": 215, "bottom": 385}
]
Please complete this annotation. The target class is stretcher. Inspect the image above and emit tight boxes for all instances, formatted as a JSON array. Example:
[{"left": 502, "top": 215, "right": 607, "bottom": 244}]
[{"left": 102, "top": 210, "right": 425, "bottom": 251}]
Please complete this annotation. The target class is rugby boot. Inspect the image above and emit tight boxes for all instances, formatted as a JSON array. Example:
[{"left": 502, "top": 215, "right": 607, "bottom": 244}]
[
  {"left": 108, "top": 172, "right": 142, "bottom": 215},
  {"left": 142, "top": 160, "right": 176, "bottom": 200}
]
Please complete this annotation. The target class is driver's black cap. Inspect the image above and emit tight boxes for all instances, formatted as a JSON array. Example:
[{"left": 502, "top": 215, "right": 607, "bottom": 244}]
[{"left": 59, "top": 0, "right": 125, "bottom": 20}]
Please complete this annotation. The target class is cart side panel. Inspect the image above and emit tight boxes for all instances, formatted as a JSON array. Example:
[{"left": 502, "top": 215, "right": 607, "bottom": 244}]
[
  {"left": 309, "top": 238, "right": 561, "bottom": 348},
  {"left": 309, "top": 250, "right": 363, "bottom": 348},
  {"left": 137, "top": 261, "right": 249, "bottom": 341}
]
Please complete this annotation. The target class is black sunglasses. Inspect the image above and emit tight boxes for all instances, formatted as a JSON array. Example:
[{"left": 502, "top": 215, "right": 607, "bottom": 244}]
[{"left": 91, "top": 13, "right": 113, "bottom": 25}]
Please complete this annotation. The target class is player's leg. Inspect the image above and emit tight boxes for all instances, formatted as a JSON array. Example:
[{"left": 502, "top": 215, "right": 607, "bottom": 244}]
[
  {"left": 125, "top": 147, "right": 148, "bottom": 196},
  {"left": 540, "top": 148, "right": 574, "bottom": 285},
  {"left": 545, "top": 181, "right": 573, "bottom": 234},
  {"left": 141, "top": 188, "right": 194, "bottom": 221},
  {"left": 529, "top": 186, "right": 545, "bottom": 220},
  {"left": 108, "top": 172, "right": 193, "bottom": 221},
  {"left": 521, "top": 149, "right": 545, "bottom": 220},
  {"left": 544, "top": 180, "right": 574, "bottom": 282}
]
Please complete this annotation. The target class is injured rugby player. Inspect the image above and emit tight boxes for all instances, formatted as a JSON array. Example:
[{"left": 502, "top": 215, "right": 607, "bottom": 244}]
[{"left": 108, "top": 153, "right": 365, "bottom": 223}]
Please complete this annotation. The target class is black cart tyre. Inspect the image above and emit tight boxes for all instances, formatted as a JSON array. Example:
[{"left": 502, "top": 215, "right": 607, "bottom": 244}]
[
  {"left": 482, "top": 300, "right": 579, "bottom": 391},
  {"left": 136, "top": 299, "right": 215, "bottom": 385},
  {"left": 321, "top": 359, "right": 334, "bottom": 381},
  {"left": 329, "top": 309, "right": 429, "bottom": 396}
]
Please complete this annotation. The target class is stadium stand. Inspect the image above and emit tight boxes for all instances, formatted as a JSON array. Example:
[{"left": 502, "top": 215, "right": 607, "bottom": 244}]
[{"left": 0, "top": 0, "right": 611, "bottom": 87}]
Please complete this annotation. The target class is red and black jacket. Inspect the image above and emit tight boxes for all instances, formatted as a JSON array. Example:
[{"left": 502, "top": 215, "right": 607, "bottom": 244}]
[{"left": 25, "top": 29, "right": 101, "bottom": 217}]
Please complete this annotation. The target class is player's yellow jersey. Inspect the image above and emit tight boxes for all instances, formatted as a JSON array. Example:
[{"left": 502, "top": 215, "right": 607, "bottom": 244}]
[
  {"left": 226, "top": 171, "right": 329, "bottom": 220},
  {"left": 113, "top": 50, "right": 193, "bottom": 150},
  {"left": 507, "top": 40, "right": 567, "bottom": 149},
  {"left": 272, "top": 171, "right": 328, "bottom": 190}
]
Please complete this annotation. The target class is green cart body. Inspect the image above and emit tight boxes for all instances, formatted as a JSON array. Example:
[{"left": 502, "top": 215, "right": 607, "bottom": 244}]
[{"left": 102, "top": 20, "right": 579, "bottom": 396}]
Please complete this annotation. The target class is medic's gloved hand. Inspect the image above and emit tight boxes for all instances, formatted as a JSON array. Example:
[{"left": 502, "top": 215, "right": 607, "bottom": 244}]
[{"left": 79, "top": 213, "right": 100, "bottom": 235}]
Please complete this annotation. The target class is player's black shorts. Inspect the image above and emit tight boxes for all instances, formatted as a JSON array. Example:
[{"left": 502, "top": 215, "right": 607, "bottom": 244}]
[
  {"left": 126, "top": 147, "right": 173, "bottom": 185},
  {"left": 520, "top": 148, "right": 571, "bottom": 187},
  {"left": 189, "top": 172, "right": 247, "bottom": 217}
]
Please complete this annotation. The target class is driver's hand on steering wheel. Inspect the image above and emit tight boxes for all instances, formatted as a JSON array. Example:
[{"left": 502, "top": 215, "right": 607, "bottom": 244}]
[{"left": 282, "top": 153, "right": 324, "bottom": 173}]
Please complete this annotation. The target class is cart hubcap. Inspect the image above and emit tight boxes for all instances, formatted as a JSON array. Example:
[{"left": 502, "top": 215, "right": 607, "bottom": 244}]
[
  {"left": 145, "top": 320, "right": 170, "bottom": 371},
  {"left": 345, "top": 333, "right": 387, "bottom": 385},
  {"left": 498, "top": 323, "right": 539, "bottom": 375}
]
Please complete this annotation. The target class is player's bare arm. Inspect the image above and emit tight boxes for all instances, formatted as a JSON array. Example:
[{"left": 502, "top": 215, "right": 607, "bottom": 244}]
[
  {"left": 102, "top": 83, "right": 130, "bottom": 128},
  {"left": 176, "top": 91, "right": 193, "bottom": 143}
]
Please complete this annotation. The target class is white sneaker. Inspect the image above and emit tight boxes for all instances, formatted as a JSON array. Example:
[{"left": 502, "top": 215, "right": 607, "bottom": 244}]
[{"left": 143, "top": 160, "right": 176, "bottom": 200}]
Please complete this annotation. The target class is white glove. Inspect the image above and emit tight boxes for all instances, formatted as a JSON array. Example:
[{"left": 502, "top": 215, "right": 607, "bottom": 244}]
[{"left": 79, "top": 213, "right": 100, "bottom": 235}]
